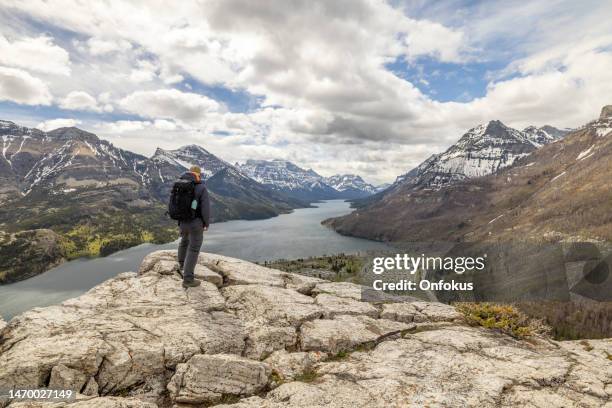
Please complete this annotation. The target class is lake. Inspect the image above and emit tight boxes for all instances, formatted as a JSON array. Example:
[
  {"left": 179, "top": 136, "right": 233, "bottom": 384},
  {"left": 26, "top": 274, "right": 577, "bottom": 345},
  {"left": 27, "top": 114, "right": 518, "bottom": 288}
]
[{"left": 0, "top": 200, "right": 393, "bottom": 320}]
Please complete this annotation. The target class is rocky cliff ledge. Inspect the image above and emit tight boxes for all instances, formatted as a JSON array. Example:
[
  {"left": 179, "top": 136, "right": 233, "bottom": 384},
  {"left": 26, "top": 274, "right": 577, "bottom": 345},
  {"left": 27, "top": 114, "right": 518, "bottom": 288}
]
[{"left": 0, "top": 251, "right": 610, "bottom": 407}]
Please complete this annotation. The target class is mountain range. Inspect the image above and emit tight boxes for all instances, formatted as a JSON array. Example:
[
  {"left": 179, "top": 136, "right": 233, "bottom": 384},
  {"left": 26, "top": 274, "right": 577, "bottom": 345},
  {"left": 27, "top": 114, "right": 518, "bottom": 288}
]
[
  {"left": 0, "top": 120, "right": 378, "bottom": 283},
  {"left": 238, "top": 159, "right": 342, "bottom": 201},
  {"left": 384, "top": 121, "right": 568, "bottom": 194},
  {"left": 326, "top": 106, "right": 611, "bottom": 245}
]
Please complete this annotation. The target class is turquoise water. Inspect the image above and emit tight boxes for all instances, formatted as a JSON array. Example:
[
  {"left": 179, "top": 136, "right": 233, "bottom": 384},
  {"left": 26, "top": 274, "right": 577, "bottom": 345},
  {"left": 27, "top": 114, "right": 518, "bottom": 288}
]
[{"left": 0, "top": 200, "right": 393, "bottom": 320}]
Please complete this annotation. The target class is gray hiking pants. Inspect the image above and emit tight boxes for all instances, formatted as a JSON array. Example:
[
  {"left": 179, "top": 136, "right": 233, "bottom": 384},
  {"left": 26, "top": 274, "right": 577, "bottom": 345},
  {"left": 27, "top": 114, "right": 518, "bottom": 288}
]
[{"left": 177, "top": 218, "right": 204, "bottom": 282}]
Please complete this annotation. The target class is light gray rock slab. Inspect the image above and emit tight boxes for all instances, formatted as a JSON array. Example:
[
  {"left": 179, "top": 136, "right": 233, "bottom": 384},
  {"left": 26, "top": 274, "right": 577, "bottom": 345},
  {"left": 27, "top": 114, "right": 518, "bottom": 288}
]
[
  {"left": 167, "top": 354, "right": 271, "bottom": 404},
  {"left": 3, "top": 250, "right": 611, "bottom": 408},
  {"left": 315, "top": 293, "right": 379, "bottom": 318},
  {"left": 198, "top": 252, "right": 286, "bottom": 287},
  {"left": 381, "top": 301, "right": 462, "bottom": 323},
  {"left": 0, "top": 271, "right": 246, "bottom": 401},
  {"left": 311, "top": 281, "right": 366, "bottom": 300},
  {"left": 300, "top": 315, "right": 414, "bottom": 354},
  {"left": 222, "top": 284, "right": 324, "bottom": 327}
]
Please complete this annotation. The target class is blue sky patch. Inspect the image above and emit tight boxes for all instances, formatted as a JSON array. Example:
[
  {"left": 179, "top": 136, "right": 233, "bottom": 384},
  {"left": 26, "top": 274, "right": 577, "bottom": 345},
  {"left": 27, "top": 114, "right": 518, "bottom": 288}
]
[
  {"left": 180, "top": 75, "right": 263, "bottom": 113},
  {"left": 385, "top": 56, "right": 509, "bottom": 102}
]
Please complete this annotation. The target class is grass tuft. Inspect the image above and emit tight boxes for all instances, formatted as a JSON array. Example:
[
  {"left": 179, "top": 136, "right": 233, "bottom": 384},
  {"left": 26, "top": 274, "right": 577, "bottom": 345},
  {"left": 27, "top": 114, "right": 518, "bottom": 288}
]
[
  {"left": 294, "top": 368, "right": 320, "bottom": 383},
  {"left": 455, "top": 302, "right": 549, "bottom": 339}
]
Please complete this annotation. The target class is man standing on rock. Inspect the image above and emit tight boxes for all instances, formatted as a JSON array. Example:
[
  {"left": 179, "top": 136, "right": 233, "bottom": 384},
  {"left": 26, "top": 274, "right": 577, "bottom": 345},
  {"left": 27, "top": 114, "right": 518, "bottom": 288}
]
[{"left": 173, "top": 165, "right": 211, "bottom": 288}]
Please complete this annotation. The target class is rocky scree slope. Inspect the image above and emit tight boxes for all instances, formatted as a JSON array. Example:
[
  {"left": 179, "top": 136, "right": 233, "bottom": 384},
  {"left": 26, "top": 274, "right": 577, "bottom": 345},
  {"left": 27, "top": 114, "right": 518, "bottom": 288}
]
[{"left": 0, "top": 251, "right": 610, "bottom": 407}]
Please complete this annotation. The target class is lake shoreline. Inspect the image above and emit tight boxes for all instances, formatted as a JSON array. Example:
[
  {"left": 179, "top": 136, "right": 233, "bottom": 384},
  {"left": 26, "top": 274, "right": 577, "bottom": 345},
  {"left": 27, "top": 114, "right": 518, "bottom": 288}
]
[
  {"left": 0, "top": 200, "right": 393, "bottom": 320},
  {"left": 0, "top": 201, "right": 325, "bottom": 286}
]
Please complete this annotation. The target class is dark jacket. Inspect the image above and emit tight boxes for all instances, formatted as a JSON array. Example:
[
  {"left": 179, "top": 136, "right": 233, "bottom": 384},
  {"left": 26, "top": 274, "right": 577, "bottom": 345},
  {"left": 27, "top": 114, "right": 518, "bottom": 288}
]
[{"left": 179, "top": 171, "right": 211, "bottom": 227}]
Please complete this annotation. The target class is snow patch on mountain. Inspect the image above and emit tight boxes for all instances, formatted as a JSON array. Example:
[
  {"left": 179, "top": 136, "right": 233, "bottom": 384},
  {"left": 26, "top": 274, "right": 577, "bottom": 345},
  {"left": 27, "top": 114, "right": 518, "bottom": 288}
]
[
  {"left": 239, "top": 159, "right": 342, "bottom": 200},
  {"left": 393, "top": 121, "right": 567, "bottom": 190},
  {"left": 576, "top": 146, "right": 595, "bottom": 161},
  {"left": 324, "top": 174, "right": 377, "bottom": 195},
  {"left": 151, "top": 145, "right": 231, "bottom": 179}
]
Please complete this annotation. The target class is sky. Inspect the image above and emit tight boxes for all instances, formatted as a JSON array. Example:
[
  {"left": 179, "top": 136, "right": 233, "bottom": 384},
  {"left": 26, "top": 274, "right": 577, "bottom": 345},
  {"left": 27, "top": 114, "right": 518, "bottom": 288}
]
[{"left": 0, "top": 0, "right": 611, "bottom": 184}]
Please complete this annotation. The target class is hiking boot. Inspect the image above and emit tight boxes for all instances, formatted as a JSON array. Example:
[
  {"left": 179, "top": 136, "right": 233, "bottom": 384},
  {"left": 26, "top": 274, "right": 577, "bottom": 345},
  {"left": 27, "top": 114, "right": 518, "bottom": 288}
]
[{"left": 182, "top": 279, "right": 201, "bottom": 288}]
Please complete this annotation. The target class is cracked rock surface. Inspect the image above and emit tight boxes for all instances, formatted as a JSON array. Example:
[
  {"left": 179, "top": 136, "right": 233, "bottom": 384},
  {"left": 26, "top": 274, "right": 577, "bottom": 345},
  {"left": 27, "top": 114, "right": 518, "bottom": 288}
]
[{"left": 0, "top": 250, "right": 610, "bottom": 408}]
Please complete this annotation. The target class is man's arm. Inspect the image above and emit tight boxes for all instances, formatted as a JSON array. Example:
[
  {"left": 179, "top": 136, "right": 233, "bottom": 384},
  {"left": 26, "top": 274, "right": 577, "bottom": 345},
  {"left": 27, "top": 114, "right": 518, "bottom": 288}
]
[{"left": 200, "top": 185, "right": 211, "bottom": 228}]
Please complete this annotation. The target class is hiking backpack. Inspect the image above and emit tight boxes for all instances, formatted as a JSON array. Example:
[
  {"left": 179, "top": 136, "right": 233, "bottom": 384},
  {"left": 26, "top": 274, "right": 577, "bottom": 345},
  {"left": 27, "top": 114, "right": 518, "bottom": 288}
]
[{"left": 168, "top": 179, "right": 197, "bottom": 221}]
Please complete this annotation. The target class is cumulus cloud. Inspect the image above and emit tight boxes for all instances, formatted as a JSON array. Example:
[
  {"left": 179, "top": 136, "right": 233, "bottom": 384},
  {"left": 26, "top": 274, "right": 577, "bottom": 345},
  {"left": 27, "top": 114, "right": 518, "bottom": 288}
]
[
  {"left": 129, "top": 59, "right": 157, "bottom": 83},
  {"left": 94, "top": 120, "right": 152, "bottom": 133},
  {"left": 59, "top": 90, "right": 112, "bottom": 112},
  {"left": 1, "top": 0, "right": 611, "bottom": 182},
  {"left": 36, "top": 118, "right": 81, "bottom": 131},
  {"left": 0, "top": 34, "right": 70, "bottom": 75},
  {"left": 87, "top": 37, "right": 132, "bottom": 56},
  {"left": 0, "top": 66, "right": 52, "bottom": 105},
  {"left": 119, "top": 89, "right": 220, "bottom": 123}
]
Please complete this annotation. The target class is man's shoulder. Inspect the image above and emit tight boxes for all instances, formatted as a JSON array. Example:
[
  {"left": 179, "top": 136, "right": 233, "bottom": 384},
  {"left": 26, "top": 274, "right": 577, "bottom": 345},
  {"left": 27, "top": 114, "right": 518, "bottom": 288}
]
[{"left": 195, "top": 182, "right": 208, "bottom": 194}]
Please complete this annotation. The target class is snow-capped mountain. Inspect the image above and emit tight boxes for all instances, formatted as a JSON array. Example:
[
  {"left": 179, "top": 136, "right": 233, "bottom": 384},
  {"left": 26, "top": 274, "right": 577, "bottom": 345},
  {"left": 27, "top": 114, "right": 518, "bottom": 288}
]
[
  {"left": 149, "top": 146, "right": 307, "bottom": 216},
  {"left": 326, "top": 105, "right": 612, "bottom": 245},
  {"left": 522, "top": 125, "right": 569, "bottom": 146},
  {"left": 0, "top": 121, "right": 155, "bottom": 200},
  {"left": 0, "top": 122, "right": 307, "bottom": 227},
  {"left": 375, "top": 183, "right": 392, "bottom": 192},
  {"left": 324, "top": 174, "right": 377, "bottom": 198},
  {"left": 239, "top": 159, "right": 342, "bottom": 201},
  {"left": 393, "top": 120, "right": 567, "bottom": 190},
  {"left": 151, "top": 145, "right": 231, "bottom": 181}
]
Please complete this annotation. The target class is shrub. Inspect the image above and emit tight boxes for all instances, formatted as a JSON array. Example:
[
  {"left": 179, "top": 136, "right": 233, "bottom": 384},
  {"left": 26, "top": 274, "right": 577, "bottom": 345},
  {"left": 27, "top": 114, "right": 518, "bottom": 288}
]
[
  {"left": 294, "top": 368, "right": 320, "bottom": 383},
  {"left": 455, "top": 302, "right": 550, "bottom": 339}
]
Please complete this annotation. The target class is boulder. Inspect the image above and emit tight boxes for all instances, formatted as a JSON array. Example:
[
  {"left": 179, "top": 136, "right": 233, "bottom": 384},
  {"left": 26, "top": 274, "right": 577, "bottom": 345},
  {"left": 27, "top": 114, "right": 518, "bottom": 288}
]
[
  {"left": 198, "top": 252, "right": 325, "bottom": 292},
  {"left": 48, "top": 364, "right": 88, "bottom": 392},
  {"left": 138, "top": 250, "right": 176, "bottom": 275},
  {"left": 0, "top": 316, "right": 6, "bottom": 332},
  {"left": 244, "top": 325, "right": 298, "bottom": 360},
  {"left": 264, "top": 350, "right": 327, "bottom": 381},
  {"left": 193, "top": 264, "right": 223, "bottom": 287},
  {"left": 198, "top": 252, "right": 286, "bottom": 286},
  {"left": 280, "top": 273, "right": 326, "bottom": 294},
  {"left": 167, "top": 354, "right": 271, "bottom": 404}
]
